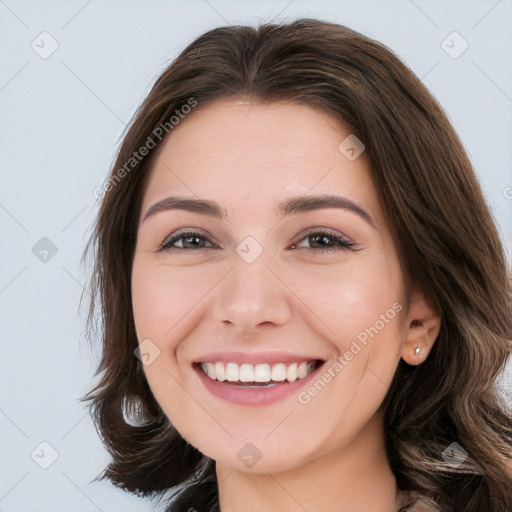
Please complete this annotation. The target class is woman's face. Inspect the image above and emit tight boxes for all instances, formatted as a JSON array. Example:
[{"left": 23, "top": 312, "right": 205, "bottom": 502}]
[{"left": 131, "top": 98, "right": 411, "bottom": 473}]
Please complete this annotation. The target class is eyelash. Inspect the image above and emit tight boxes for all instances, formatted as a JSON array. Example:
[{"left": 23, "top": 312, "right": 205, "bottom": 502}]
[{"left": 158, "top": 228, "right": 355, "bottom": 253}]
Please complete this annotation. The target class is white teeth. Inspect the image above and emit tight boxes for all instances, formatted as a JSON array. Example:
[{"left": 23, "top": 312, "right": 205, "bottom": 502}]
[
  {"left": 239, "top": 363, "right": 254, "bottom": 382},
  {"left": 225, "top": 362, "right": 239, "bottom": 381},
  {"left": 286, "top": 363, "right": 297, "bottom": 382},
  {"left": 254, "top": 363, "right": 271, "bottom": 382},
  {"left": 199, "top": 360, "right": 318, "bottom": 384},
  {"left": 215, "top": 361, "right": 226, "bottom": 382},
  {"left": 205, "top": 362, "right": 216, "bottom": 379},
  {"left": 271, "top": 363, "right": 287, "bottom": 381},
  {"left": 297, "top": 361, "right": 308, "bottom": 379}
]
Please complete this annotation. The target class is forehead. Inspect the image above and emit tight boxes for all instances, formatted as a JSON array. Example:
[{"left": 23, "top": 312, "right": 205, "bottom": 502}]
[{"left": 142, "top": 98, "right": 380, "bottom": 221}]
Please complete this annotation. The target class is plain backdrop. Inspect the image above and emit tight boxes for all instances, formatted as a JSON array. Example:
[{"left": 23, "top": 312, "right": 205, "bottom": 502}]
[{"left": 1, "top": 1, "right": 511, "bottom": 510}]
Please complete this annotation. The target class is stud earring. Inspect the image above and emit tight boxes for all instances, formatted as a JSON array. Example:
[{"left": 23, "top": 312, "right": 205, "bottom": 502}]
[{"left": 414, "top": 344, "right": 422, "bottom": 356}]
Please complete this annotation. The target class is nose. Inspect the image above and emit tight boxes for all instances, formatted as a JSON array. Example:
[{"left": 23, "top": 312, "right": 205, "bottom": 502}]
[{"left": 212, "top": 245, "right": 292, "bottom": 335}]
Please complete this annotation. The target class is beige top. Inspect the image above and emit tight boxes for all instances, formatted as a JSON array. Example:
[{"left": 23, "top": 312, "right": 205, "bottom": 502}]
[{"left": 399, "top": 495, "right": 442, "bottom": 511}]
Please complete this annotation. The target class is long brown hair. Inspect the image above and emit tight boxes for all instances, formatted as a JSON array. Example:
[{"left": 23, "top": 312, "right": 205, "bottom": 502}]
[{"left": 81, "top": 19, "right": 512, "bottom": 511}]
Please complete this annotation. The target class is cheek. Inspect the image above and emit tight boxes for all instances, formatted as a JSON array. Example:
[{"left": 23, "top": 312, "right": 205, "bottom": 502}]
[
  {"left": 131, "top": 258, "right": 208, "bottom": 342},
  {"left": 131, "top": 258, "right": 207, "bottom": 424},
  {"left": 290, "top": 254, "right": 404, "bottom": 347},
  {"left": 328, "top": 260, "right": 406, "bottom": 390}
]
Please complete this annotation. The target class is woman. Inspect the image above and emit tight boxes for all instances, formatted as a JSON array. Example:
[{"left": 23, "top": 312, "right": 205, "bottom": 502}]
[{"left": 81, "top": 19, "right": 512, "bottom": 512}]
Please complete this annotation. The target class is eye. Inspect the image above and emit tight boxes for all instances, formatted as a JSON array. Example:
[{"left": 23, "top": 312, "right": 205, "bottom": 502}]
[
  {"left": 158, "top": 228, "right": 355, "bottom": 253},
  {"left": 290, "top": 228, "right": 355, "bottom": 253},
  {"left": 159, "top": 230, "right": 214, "bottom": 251}
]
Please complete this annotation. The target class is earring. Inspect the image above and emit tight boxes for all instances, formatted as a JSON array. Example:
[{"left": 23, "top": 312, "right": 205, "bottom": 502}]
[{"left": 414, "top": 344, "right": 422, "bottom": 356}]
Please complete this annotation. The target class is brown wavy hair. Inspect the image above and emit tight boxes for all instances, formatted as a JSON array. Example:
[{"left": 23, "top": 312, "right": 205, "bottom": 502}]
[{"left": 80, "top": 18, "right": 512, "bottom": 512}]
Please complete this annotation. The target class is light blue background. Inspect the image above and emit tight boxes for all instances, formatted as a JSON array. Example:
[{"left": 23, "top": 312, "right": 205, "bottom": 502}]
[{"left": 1, "top": 1, "right": 511, "bottom": 510}]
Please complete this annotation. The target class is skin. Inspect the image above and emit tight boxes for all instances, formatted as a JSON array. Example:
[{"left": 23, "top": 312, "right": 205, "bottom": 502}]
[{"left": 131, "top": 98, "right": 441, "bottom": 512}]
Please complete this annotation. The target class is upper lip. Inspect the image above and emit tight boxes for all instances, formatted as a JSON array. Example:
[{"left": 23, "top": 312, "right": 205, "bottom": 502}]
[{"left": 194, "top": 351, "right": 326, "bottom": 365}]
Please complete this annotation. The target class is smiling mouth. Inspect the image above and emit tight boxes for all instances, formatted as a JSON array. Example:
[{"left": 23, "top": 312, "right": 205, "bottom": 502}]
[{"left": 195, "top": 360, "right": 324, "bottom": 387}]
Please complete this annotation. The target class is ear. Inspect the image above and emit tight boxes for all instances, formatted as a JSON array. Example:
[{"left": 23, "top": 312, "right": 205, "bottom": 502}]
[{"left": 401, "top": 287, "right": 441, "bottom": 365}]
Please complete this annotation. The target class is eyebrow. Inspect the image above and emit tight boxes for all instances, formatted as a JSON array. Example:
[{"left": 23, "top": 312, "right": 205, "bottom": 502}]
[{"left": 141, "top": 194, "right": 375, "bottom": 228}]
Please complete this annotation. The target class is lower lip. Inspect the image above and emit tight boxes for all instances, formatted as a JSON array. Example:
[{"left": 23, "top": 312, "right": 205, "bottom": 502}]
[{"left": 193, "top": 362, "right": 325, "bottom": 406}]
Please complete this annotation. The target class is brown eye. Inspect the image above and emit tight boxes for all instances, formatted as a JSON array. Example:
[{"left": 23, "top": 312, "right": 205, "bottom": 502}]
[
  {"left": 159, "top": 230, "right": 213, "bottom": 251},
  {"left": 290, "top": 229, "right": 355, "bottom": 253}
]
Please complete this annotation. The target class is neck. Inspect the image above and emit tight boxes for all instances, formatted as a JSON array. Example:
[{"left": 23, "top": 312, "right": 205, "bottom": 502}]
[{"left": 216, "top": 410, "right": 408, "bottom": 512}]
